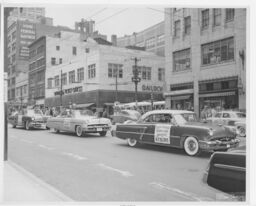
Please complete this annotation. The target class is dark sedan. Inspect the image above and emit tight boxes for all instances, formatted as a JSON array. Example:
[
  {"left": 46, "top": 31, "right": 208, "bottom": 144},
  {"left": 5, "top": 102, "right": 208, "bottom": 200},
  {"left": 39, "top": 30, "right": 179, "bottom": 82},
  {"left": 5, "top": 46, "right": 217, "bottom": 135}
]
[{"left": 112, "top": 110, "right": 240, "bottom": 156}]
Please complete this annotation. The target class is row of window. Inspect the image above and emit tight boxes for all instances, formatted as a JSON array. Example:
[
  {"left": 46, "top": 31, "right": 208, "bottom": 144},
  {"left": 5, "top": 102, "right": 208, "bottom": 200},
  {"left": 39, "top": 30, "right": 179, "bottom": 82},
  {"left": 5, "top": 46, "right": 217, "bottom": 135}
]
[
  {"left": 30, "top": 85, "right": 45, "bottom": 99},
  {"left": 144, "top": 34, "right": 165, "bottom": 49},
  {"left": 173, "top": 9, "right": 235, "bottom": 38},
  {"left": 47, "top": 64, "right": 165, "bottom": 88},
  {"left": 29, "top": 57, "right": 45, "bottom": 70},
  {"left": 15, "top": 85, "right": 27, "bottom": 97},
  {"left": 29, "top": 71, "right": 45, "bottom": 85},
  {"left": 173, "top": 37, "right": 234, "bottom": 72},
  {"left": 29, "top": 44, "right": 45, "bottom": 58}
]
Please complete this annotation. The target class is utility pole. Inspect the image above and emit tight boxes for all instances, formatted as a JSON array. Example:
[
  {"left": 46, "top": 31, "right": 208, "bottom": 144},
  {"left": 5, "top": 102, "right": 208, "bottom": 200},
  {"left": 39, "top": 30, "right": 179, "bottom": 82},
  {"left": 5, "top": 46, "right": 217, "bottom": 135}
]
[
  {"left": 60, "top": 70, "right": 63, "bottom": 106},
  {"left": 131, "top": 57, "right": 141, "bottom": 107}
]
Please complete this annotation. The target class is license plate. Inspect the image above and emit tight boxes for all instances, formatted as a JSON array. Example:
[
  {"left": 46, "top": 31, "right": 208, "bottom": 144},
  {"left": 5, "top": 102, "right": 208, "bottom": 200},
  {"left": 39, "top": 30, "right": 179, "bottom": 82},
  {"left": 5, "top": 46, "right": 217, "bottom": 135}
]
[
  {"left": 97, "top": 128, "right": 103, "bottom": 131},
  {"left": 227, "top": 144, "right": 230, "bottom": 148}
]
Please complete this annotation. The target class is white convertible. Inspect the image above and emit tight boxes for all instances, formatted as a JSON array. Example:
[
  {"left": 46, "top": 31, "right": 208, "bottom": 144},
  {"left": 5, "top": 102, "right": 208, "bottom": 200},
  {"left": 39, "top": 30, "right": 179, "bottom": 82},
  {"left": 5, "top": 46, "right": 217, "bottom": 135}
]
[{"left": 46, "top": 109, "right": 112, "bottom": 137}]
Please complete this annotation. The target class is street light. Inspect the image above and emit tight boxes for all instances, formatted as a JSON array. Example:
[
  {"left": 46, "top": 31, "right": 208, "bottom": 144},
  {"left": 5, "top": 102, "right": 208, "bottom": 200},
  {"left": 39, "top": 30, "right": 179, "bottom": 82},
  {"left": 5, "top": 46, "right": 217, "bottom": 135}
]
[{"left": 131, "top": 57, "right": 141, "bottom": 108}]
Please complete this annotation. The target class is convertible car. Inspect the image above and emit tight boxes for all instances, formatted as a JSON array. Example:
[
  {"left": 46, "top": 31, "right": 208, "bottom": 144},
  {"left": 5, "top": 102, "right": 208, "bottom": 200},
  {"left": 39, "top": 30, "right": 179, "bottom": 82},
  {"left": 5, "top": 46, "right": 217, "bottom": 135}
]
[
  {"left": 9, "top": 109, "right": 49, "bottom": 130},
  {"left": 111, "top": 110, "right": 141, "bottom": 125},
  {"left": 46, "top": 109, "right": 112, "bottom": 137},
  {"left": 203, "top": 146, "right": 245, "bottom": 199},
  {"left": 112, "top": 110, "right": 240, "bottom": 156}
]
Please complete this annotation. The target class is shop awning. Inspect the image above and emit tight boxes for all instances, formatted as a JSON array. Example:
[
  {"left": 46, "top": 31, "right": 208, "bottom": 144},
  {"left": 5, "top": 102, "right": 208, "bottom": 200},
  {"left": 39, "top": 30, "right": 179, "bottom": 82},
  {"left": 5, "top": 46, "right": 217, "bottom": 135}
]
[
  {"left": 171, "top": 95, "right": 191, "bottom": 101},
  {"left": 199, "top": 91, "right": 236, "bottom": 98},
  {"left": 164, "top": 89, "right": 194, "bottom": 97},
  {"left": 75, "top": 103, "right": 96, "bottom": 108}
]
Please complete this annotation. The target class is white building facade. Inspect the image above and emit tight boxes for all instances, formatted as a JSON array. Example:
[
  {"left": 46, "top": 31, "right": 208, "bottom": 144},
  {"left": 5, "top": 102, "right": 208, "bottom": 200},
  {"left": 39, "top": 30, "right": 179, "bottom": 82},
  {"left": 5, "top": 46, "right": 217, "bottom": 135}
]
[{"left": 45, "top": 38, "right": 165, "bottom": 112}]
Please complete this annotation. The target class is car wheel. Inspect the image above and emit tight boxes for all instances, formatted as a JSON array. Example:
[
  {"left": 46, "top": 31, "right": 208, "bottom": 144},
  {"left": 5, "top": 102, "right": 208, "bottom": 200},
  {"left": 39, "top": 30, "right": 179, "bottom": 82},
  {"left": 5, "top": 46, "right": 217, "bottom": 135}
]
[
  {"left": 183, "top": 136, "right": 200, "bottom": 156},
  {"left": 54, "top": 128, "right": 60, "bottom": 133},
  {"left": 25, "top": 121, "right": 30, "bottom": 130},
  {"left": 75, "top": 125, "right": 83, "bottom": 137},
  {"left": 12, "top": 124, "right": 16, "bottom": 128},
  {"left": 99, "top": 131, "right": 107, "bottom": 137},
  {"left": 46, "top": 126, "right": 50, "bottom": 130},
  {"left": 238, "top": 126, "right": 246, "bottom": 137},
  {"left": 127, "top": 138, "right": 138, "bottom": 147}
]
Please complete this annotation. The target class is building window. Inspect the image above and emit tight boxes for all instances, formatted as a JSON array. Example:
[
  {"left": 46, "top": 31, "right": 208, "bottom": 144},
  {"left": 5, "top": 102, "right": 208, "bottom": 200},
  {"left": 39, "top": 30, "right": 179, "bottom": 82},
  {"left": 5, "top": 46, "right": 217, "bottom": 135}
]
[
  {"left": 55, "top": 75, "right": 59, "bottom": 87},
  {"left": 23, "top": 85, "right": 27, "bottom": 94},
  {"left": 158, "top": 68, "right": 165, "bottom": 81},
  {"left": 133, "top": 66, "right": 151, "bottom": 80},
  {"left": 226, "top": 9, "right": 235, "bottom": 22},
  {"left": 173, "top": 49, "right": 191, "bottom": 72},
  {"left": 201, "top": 37, "right": 234, "bottom": 65},
  {"left": 108, "top": 63, "right": 123, "bottom": 78},
  {"left": 69, "top": 70, "right": 75, "bottom": 83},
  {"left": 157, "top": 34, "right": 165, "bottom": 46},
  {"left": 51, "top": 57, "right": 56, "bottom": 65},
  {"left": 12, "top": 42, "right": 16, "bottom": 51},
  {"left": 48, "top": 78, "right": 52, "bottom": 89},
  {"left": 37, "top": 45, "right": 44, "bottom": 54},
  {"left": 213, "top": 9, "right": 221, "bottom": 27},
  {"left": 12, "top": 31, "right": 16, "bottom": 40},
  {"left": 88, "top": 64, "right": 96, "bottom": 79},
  {"left": 29, "top": 49, "right": 36, "bottom": 58},
  {"left": 37, "top": 71, "right": 44, "bottom": 82},
  {"left": 184, "top": 16, "right": 191, "bottom": 35},
  {"left": 145, "top": 37, "right": 155, "bottom": 49},
  {"left": 29, "top": 61, "right": 36, "bottom": 70},
  {"left": 56, "top": 46, "right": 60, "bottom": 51},
  {"left": 72, "top": 46, "right": 77, "bottom": 55},
  {"left": 77, "top": 67, "right": 84, "bottom": 82},
  {"left": 59, "top": 58, "right": 62, "bottom": 64},
  {"left": 61, "top": 73, "right": 67, "bottom": 85},
  {"left": 202, "top": 9, "right": 209, "bottom": 30},
  {"left": 174, "top": 20, "right": 181, "bottom": 37},
  {"left": 11, "top": 77, "right": 15, "bottom": 85},
  {"left": 37, "top": 57, "right": 45, "bottom": 68}
]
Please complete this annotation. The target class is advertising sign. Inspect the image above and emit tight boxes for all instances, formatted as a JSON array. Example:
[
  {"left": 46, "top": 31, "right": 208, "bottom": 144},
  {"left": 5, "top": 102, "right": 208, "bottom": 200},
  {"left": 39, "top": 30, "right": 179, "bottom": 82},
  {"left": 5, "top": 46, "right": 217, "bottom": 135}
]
[{"left": 154, "top": 124, "right": 171, "bottom": 144}]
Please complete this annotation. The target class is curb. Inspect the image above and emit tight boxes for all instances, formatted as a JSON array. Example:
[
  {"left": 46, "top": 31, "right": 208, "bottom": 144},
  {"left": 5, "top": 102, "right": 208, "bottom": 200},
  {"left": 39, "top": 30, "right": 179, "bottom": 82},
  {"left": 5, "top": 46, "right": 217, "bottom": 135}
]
[{"left": 6, "top": 161, "right": 73, "bottom": 202}]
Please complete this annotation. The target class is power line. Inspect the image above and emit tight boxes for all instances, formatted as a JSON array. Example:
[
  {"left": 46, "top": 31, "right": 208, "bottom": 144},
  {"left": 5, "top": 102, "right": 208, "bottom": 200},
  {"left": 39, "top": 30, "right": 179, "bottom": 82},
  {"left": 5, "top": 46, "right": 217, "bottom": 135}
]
[
  {"left": 97, "top": 8, "right": 129, "bottom": 25},
  {"left": 147, "top": 7, "right": 246, "bottom": 31},
  {"left": 85, "top": 7, "right": 107, "bottom": 20}
]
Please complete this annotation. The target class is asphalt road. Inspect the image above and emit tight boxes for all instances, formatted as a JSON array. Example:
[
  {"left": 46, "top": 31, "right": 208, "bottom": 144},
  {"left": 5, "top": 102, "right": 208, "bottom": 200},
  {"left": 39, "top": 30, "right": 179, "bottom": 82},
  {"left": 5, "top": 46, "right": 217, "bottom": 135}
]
[{"left": 7, "top": 125, "right": 240, "bottom": 202}]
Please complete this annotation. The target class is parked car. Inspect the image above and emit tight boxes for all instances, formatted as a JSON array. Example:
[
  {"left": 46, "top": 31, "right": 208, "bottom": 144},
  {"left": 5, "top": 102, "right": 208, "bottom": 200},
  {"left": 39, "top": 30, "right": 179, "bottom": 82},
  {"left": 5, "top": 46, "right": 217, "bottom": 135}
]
[
  {"left": 203, "top": 145, "right": 245, "bottom": 198},
  {"left": 9, "top": 109, "right": 49, "bottom": 130},
  {"left": 46, "top": 109, "right": 112, "bottom": 137},
  {"left": 207, "top": 111, "right": 246, "bottom": 136},
  {"left": 235, "top": 121, "right": 246, "bottom": 137},
  {"left": 111, "top": 110, "right": 141, "bottom": 124},
  {"left": 112, "top": 110, "right": 240, "bottom": 156}
]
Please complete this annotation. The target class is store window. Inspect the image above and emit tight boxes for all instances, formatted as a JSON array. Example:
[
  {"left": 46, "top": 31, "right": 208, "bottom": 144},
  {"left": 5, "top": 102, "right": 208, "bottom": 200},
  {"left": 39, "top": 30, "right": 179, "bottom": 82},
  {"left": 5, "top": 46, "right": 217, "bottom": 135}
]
[
  {"left": 202, "top": 9, "right": 209, "bottom": 29},
  {"left": 61, "top": 73, "right": 67, "bottom": 85},
  {"left": 158, "top": 68, "right": 165, "bottom": 81},
  {"left": 226, "top": 9, "right": 235, "bottom": 22},
  {"left": 55, "top": 75, "right": 59, "bottom": 87},
  {"left": 202, "top": 37, "right": 234, "bottom": 65},
  {"left": 173, "top": 49, "right": 191, "bottom": 72},
  {"left": 88, "top": 64, "right": 96, "bottom": 79},
  {"left": 184, "top": 16, "right": 191, "bottom": 35},
  {"left": 69, "top": 70, "right": 75, "bottom": 83},
  {"left": 108, "top": 63, "right": 123, "bottom": 78},
  {"left": 213, "top": 9, "right": 221, "bottom": 26},
  {"left": 77, "top": 67, "right": 84, "bottom": 82},
  {"left": 174, "top": 20, "right": 181, "bottom": 37}
]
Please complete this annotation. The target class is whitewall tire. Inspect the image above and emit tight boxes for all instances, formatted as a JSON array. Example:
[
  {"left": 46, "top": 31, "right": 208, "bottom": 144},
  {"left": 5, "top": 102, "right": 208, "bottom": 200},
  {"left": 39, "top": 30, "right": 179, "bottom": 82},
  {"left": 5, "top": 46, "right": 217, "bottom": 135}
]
[
  {"left": 54, "top": 128, "right": 60, "bottom": 133},
  {"left": 25, "top": 121, "right": 30, "bottom": 130},
  {"left": 76, "top": 126, "right": 83, "bottom": 137},
  {"left": 183, "top": 136, "right": 200, "bottom": 156},
  {"left": 127, "top": 138, "right": 138, "bottom": 147}
]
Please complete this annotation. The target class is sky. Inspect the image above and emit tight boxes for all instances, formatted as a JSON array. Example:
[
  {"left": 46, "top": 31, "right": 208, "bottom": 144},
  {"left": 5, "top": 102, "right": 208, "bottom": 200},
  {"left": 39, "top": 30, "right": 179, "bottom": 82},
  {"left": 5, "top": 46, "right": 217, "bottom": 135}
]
[{"left": 45, "top": 5, "right": 165, "bottom": 40}]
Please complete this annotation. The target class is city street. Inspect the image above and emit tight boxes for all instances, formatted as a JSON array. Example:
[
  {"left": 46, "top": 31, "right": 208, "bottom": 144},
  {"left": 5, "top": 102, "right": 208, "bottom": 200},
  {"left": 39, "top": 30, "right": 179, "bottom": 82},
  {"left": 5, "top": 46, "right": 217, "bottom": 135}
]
[{"left": 7, "top": 124, "right": 237, "bottom": 202}]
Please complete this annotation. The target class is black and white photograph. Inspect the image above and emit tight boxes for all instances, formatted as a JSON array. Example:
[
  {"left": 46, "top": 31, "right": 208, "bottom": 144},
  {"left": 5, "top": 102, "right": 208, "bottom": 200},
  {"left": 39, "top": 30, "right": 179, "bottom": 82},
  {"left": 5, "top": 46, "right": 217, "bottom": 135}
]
[{"left": 0, "top": 0, "right": 255, "bottom": 205}]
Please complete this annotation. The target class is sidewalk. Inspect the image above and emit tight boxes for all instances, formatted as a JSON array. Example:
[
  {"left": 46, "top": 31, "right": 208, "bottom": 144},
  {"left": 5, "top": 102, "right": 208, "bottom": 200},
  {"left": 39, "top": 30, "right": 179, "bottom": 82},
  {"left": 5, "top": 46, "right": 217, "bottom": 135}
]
[{"left": 2, "top": 161, "right": 73, "bottom": 202}]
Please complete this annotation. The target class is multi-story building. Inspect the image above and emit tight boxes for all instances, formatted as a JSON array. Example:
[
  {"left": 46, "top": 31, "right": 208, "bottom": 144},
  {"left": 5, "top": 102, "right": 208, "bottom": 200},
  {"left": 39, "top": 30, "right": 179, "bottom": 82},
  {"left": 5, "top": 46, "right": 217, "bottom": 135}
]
[
  {"left": 28, "top": 31, "right": 83, "bottom": 105},
  {"left": 8, "top": 7, "right": 45, "bottom": 23},
  {"left": 164, "top": 8, "right": 246, "bottom": 116},
  {"left": 45, "top": 37, "right": 165, "bottom": 113},
  {"left": 15, "top": 72, "right": 29, "bottom": 107},
  {"left": 116, "top": 21, "right": 165, "bottom": 56}
]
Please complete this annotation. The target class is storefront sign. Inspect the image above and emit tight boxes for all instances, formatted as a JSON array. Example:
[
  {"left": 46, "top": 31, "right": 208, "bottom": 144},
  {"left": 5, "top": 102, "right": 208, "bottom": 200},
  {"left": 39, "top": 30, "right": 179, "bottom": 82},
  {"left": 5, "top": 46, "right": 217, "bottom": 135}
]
[
  {"left": 54, "top": 86, "right": 83, "bottom": 96},
  {"left": 142, "top": 85, "right": 163, "bottom": 92}
]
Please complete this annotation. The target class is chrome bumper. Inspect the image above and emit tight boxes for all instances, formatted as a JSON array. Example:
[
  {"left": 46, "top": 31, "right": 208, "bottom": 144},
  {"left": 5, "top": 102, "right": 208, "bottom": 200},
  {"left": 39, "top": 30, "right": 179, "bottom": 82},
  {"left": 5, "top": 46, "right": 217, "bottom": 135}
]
[{"left": 199, "top": 138, "right": 240, "bottom": 151}]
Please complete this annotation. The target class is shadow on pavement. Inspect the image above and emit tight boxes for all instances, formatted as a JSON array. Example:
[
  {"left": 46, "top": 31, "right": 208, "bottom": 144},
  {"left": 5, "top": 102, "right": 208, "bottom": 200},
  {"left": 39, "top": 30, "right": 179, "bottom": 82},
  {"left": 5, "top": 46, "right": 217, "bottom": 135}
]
[{"left": 48, "top": 130, "right": 108, "bottom": 139}]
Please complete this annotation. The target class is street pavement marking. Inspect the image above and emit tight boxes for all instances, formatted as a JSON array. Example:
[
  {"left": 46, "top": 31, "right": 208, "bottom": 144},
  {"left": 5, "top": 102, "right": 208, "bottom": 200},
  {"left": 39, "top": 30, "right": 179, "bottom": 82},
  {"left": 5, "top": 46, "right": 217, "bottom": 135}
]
[
  {"left": 38, "top": 144, "right": 55, "bottom": 151},
  {"left": 97, "top": 163, "right": 133, "bottom": 177},
  {"left": 149, "top": 182, "right": 214, "bottom": 201},
  {"left": 20, "top": 139, "right": 33, "bottom": 144},
  {"left": 60, "top": 152, "right": 88, "bottom": 160}
]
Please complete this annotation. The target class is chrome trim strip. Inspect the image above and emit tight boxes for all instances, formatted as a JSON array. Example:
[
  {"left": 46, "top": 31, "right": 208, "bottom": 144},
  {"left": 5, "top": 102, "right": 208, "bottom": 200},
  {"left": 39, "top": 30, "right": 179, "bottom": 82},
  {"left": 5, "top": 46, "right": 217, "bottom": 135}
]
[{"left": 214, "top": 163, "right": 245, "bottom": 172}]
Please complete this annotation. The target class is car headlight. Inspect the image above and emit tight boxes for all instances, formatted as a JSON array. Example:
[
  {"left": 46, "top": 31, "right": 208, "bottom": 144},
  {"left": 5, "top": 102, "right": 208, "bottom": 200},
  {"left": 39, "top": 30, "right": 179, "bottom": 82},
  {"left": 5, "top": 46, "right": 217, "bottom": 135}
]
[
  {"left": 208, "top": 129, "right": 213, "bottom": 136},
  {"left": 31, "top": 117, "right": 35, "bottom": 121}
]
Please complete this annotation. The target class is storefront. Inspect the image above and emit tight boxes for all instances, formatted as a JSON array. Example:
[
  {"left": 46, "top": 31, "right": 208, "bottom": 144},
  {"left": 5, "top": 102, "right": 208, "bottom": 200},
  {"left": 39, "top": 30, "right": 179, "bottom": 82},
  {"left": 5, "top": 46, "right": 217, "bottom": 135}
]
[{"left": 170, "top": 94, "right": 194, "bottom": 111}]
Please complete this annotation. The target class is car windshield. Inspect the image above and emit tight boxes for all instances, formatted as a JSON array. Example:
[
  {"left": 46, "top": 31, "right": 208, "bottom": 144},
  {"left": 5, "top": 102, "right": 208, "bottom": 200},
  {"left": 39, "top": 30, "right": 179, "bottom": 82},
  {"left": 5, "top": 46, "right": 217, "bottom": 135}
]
[
  {"left": 236, "top": 112, "right": 246, "bottom": 118},
  {"left": 173, "top": 114, "right": 187, "bottom": 125},
  {"left": 73, "top": 110, "right": 94, "bottom": 117}
]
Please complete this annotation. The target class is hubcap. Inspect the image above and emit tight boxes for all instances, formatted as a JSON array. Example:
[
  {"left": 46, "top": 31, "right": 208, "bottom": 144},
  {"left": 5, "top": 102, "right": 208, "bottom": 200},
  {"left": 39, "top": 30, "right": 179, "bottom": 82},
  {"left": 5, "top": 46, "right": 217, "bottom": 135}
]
[{"left": 188, "top": 140, "right": 196, "bottom": 151}]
